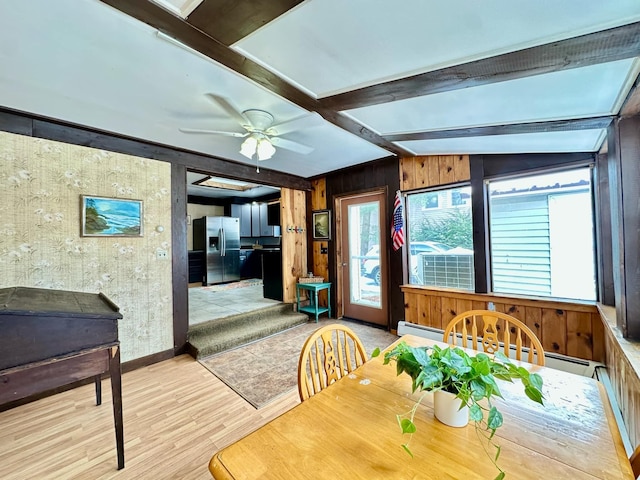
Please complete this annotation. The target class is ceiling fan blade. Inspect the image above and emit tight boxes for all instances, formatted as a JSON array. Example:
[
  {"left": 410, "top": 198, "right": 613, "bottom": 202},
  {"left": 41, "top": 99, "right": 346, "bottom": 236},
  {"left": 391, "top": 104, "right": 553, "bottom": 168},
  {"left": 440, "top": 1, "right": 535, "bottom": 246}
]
[
  {"left": 266, "top": 112, "right": 324, "bottom": 137},
  {"left": 270, "top": 136, "right": 314, "bottom": 155},
  {"left": 205, "top": 94, "right": 250, "bottom": 127},
  {"left": 179, "top": 128, "right": 248, "bottom": 138}
]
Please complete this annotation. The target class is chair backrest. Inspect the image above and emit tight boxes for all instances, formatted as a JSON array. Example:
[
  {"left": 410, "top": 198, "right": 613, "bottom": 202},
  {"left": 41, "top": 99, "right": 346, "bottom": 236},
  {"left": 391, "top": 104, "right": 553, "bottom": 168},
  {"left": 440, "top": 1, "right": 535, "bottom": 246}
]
[
  {"left": 443, "top": 309, "right": 545, "bottom": 366},
  {"left": 297, "top": 324, "right": 367, "bottom": 401},
  {"left": 630, "top": 444, "right": 640, "bottom": 478}
]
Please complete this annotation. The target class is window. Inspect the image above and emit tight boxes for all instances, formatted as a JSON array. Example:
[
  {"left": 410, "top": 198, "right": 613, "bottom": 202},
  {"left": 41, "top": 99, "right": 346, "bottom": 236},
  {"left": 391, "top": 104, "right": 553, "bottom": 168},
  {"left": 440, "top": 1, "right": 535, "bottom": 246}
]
[
  {"left": 487, "top": 167, "right": 596, "bottom": 301},
  {"left": 406, "top": 185, "right": 474, "bottom": 290}
]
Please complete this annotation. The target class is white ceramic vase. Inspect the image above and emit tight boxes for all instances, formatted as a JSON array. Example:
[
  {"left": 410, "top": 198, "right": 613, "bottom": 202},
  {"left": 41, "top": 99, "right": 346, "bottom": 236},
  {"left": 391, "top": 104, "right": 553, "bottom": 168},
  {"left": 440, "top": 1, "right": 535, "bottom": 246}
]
[{"left": 433, "top": 390, "right": 469, "bottom": 428}]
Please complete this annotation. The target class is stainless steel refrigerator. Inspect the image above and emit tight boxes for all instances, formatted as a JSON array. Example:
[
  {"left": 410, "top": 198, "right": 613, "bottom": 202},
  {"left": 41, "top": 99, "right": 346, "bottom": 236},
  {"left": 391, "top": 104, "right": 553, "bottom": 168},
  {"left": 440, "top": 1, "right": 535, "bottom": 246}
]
[{"left": 193, "top": 216, "right": 240, "bottom": 285}]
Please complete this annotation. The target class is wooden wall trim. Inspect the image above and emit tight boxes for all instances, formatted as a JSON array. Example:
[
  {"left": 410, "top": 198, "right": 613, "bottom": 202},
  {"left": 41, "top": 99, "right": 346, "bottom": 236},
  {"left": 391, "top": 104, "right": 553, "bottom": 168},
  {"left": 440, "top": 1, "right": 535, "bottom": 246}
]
[
  {"left": 402, "top": 286, "right": 602, "bottom": 361},
  {"left": 401, "top": 286, "right": 598, "bottom": 313},
  {"left": 599, "top": 304, "right": 640, "bottom": 449},
  {"left": 172, "top": 163, "right": 189, "bottom": 354}
]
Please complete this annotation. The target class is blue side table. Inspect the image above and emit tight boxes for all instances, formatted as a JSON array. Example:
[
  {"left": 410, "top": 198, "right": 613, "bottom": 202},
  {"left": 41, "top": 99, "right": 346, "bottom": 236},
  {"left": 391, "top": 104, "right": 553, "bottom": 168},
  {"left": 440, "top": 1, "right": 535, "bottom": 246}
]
[{"left": 296, "top": 282, "right": 331, "bottom": 322}]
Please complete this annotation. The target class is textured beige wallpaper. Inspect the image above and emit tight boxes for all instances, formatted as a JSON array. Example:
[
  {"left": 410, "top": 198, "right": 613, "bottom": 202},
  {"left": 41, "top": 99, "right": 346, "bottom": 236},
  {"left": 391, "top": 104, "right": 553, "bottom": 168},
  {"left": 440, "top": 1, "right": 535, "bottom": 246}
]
[{"left": 0, "top": 131, "right": 173, "bottom": 362}]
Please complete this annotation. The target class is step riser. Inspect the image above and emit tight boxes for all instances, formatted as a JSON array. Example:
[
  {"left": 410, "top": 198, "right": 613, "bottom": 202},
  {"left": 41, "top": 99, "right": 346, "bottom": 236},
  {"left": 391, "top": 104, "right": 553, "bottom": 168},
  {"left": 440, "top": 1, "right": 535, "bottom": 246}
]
[
  {"left": 188, "top": 304, "right": 310, "bottom": 358},
  {"left": 189, "top": 304, "right": 299, "bottom": 338}
]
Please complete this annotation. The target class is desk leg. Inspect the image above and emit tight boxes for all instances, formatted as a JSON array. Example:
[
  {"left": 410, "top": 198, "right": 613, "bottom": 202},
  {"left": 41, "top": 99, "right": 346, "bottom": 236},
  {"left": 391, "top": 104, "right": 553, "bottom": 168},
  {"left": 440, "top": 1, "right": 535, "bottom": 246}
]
[
  {"left": 109, "top": 346, "right": 125, "bottom": 470},
  {"left": 296, "top": 286, "right": 300, "bottom": 313},
  {"left": 327, "top": 286, "right": 331, "bottom": 319},
  {"left": 95, "top": 375, "right": 102, "bottom": 406}
]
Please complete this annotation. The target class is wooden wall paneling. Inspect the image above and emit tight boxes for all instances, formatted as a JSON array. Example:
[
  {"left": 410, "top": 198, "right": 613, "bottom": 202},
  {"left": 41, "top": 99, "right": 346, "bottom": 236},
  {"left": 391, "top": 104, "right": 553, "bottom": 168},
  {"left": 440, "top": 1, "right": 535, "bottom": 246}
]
[
  {"left": 429, "top": 295, "right": 443, "bottom": 329},
  {"left": 426, "top": 157, "right": 440, "bottom": 187},
  {"left": 453, "top": 154, "right": 471, "bottom": 181},
  {"left": 280, "top": 188, "right": 307, "bottom": 303},
  {"left": 440, "top": 297, "right": 458, "bottom": 326},
  {"left": 541, "top": 308, "right": 567, "bottom": 355},
  {"left": 333, "top": 194, "right": 344, "bottom": 318},
  {"left": 415, "top": 294, "right": 430, "bottom": 326},
  {"left": 401, "top": 287, "right": 601, "bottom": 362},
  {"left": 592, "top": 312, "right": 605, "bottom": 362},
  {"left": 454, "top": 298, "right": 474, "bottom": 319},
  {"left": 523, "top": 306, "right": 543, "bottom": 346},
  {"left": 501, "top": 304, "right": 531, "bottom": 347},
  {"left": 399, "top": 157, "right": 413, "bottom": 191},
  {"left": 404, "top": 294, "right": 418, "bottom": 327},
  {"left": 602, "top": 324, "right": 640, "bottom": 449},
  {"left": 310, "top": 178, "right": 328, "bottom": 306},
  {"left": 416, "top": 157, "right": 430, "bottom": 189},
  {"left": 471, "top": 300, "right": 486, "bottom": 311},
  {"left": 438, "top": 156, "right": 457, "bottom": 185},
  {"left": 566, "top": 311, "right": 594, "bottom": 360}
]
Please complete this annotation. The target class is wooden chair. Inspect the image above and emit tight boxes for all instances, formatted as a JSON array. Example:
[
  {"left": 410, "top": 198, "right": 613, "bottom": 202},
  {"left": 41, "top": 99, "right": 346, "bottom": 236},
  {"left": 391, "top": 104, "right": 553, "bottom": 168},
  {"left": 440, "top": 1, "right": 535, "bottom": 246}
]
[
  {"left": 297, "top": 324, "right": 367, "bottom": 401},
  {"left": 443, "top": 309, "right": 545, "bottom": 366},
  {"left": 630, "top": 445, "right": 640, "bottom": 478}
]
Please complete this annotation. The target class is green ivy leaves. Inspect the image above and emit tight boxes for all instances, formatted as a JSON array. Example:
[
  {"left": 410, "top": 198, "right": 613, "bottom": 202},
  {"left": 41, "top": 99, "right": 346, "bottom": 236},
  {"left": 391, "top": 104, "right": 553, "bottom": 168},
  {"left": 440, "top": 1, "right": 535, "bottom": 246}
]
[{"left": 382, "top": 341, "right": 545, "bottom": 479}]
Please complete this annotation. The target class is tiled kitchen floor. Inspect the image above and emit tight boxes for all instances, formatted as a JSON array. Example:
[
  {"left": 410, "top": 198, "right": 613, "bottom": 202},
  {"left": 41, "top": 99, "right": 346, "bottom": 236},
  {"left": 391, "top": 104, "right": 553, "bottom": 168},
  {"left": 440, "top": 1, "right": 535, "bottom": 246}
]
[{"left": 188, "top": 281, "right": 281, "bottom": 326}]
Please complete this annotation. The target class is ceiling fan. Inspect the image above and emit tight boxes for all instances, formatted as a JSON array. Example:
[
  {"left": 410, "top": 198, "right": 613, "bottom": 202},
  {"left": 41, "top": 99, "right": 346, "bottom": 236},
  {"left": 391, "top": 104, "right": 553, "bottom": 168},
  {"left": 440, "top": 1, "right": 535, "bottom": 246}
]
[{"left": 179, "top": 94, "right": 317, "bottom": 164}]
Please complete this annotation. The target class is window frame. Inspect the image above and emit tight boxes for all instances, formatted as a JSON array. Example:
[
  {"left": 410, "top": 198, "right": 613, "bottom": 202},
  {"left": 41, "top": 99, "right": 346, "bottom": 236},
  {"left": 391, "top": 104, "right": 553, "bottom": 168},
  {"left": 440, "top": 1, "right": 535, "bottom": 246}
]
[
  {"left": 470, "top": 153, "right": 599, "bottom": 301},
  {"left": 404, "top": 182, "right": 474, "bottom": 290},
  {"left": 484, "top": 164, "right": 598, "bottom": 301}
]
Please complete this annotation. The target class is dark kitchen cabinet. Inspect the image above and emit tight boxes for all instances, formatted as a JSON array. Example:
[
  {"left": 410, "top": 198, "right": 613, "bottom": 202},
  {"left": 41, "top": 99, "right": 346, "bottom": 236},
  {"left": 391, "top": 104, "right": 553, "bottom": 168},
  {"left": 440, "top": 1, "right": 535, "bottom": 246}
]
[
  {"left": 260, "top": 203, "right": 280, "bottom": 237},
  {"left": 262, "top": 250, "right": 283, "bottom": 300},
  {"left": 188, "top": 250, "right": 205, "bottom": 283},
  {"left": 231, "top": 204, "right": 252, "bottom": 237}
]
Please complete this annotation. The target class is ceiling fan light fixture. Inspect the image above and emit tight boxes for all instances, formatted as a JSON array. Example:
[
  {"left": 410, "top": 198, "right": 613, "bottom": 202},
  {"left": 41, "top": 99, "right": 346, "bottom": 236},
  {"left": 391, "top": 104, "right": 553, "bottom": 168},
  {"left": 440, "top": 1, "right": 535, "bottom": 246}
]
[
  {"left": 257, "top": 137, "right": 276, "bottom": 161},
  {"left": 239, "top": 133, "right": 259, "bottom": 159}
]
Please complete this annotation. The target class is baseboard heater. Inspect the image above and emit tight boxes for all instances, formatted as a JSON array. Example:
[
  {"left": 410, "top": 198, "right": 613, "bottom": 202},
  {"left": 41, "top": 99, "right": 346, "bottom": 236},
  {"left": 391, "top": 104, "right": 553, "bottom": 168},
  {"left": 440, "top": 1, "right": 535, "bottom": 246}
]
[{"left": 397, "top": 321, "right": 604, "bottom": 377}]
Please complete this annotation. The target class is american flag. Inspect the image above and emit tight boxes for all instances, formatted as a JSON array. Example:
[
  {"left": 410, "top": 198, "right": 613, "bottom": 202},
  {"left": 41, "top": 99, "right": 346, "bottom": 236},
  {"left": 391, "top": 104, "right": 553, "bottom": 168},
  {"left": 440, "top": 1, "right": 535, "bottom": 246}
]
[{"left": 391, "top": 190, "right": 405, "bottom": 251}]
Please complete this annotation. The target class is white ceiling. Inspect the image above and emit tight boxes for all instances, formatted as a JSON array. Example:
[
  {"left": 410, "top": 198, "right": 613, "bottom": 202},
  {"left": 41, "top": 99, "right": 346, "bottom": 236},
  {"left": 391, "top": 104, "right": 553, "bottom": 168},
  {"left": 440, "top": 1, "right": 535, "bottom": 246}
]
[{"left": 0, "top": 0, "right": 639, "bottom": 183}]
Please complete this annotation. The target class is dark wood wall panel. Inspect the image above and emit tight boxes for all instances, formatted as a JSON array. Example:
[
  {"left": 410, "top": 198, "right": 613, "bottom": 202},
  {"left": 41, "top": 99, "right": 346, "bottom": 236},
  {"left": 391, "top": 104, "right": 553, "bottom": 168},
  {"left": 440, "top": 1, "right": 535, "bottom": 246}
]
[
  {"left": 616, "top": 116, "right": 640, "bottom": 339},
  {"left": 480, "top": 152, "right": 595, "bottom": 178},
  {"left": 172, "top": 163, "right": 189, "bottom": 354}
]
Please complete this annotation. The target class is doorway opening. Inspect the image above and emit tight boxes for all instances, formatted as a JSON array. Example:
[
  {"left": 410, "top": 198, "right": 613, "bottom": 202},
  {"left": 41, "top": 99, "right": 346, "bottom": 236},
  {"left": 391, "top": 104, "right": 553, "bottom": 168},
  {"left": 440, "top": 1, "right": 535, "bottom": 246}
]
[{"left": 185, "top": 170, "right": 283, "bottom": 328}]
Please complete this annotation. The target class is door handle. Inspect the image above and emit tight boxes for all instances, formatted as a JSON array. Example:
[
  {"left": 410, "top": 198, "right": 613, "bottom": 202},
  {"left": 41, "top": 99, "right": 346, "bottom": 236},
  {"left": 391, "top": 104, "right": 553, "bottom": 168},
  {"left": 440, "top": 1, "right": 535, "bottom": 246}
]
[{"left": 341, "top": 263, "right": 347, "bottom": 267}]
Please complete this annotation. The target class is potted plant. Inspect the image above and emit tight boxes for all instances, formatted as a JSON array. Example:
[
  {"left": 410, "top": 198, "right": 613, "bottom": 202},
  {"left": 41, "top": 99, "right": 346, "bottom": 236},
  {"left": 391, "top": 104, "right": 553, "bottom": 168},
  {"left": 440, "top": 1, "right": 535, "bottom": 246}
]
[{"left": 375, "top": 342, "right": 545, "bottom": 480}]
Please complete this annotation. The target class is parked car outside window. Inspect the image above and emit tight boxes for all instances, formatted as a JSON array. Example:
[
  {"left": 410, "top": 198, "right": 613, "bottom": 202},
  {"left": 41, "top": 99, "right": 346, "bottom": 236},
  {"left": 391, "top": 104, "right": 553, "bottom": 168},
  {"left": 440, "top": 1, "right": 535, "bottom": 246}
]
[{"left": 361, "top": 242, "right": 456, "bottom": 286}]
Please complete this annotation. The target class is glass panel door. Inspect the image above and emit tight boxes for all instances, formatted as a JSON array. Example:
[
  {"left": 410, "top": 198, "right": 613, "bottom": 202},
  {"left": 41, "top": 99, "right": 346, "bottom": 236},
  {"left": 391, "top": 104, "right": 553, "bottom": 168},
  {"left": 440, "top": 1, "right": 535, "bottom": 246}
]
[{"left": 339, "top": 191, "right": 388, "bottom": 326}]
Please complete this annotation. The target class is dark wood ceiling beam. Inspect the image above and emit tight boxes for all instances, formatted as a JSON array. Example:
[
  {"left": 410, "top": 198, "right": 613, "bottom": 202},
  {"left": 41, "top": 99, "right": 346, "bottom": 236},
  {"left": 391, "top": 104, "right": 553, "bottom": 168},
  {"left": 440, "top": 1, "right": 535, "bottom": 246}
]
[
  {"left": 620, "top": 71, "right": 640, "bottom": 117},
  {"left": 321, "top": 22, "right": 640, "bottom": 111},
  {"left": 0, "top": 107, "right": 310, "bottom": 190},
  {"left": 98, "top": 0, "right": 409, "bottom": 157},
  {"left": 188, "top": 0, "right": 303, "bottom": 46},
  {"left": 383, "top": 116, "right": 614, "bottom": 142}
]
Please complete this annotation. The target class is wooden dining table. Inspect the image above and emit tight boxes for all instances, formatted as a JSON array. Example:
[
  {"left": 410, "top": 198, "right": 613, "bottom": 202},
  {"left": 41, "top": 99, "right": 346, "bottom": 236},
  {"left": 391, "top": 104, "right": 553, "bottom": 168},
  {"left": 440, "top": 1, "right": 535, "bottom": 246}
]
[{"left": 208, "top": 334, "right": 634, "bottom": 479}]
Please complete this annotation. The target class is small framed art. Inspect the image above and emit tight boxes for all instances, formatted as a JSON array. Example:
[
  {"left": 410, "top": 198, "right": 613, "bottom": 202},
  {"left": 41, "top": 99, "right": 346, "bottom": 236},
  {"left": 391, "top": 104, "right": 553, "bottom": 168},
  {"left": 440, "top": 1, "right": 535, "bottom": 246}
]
[
  {"left": 312, "top": 209, "right": 331, "bottom": 240},
  {"left": 81, "top": 195, "right": 143, "bottom": 237}
]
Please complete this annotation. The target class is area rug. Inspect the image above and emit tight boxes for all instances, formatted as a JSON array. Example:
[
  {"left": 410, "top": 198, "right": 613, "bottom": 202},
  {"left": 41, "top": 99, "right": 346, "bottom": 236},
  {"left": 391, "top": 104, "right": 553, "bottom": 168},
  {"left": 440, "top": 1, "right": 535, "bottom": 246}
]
[
  {"left": 198, "top": 319, "right": 398, "bottom": 409},
  {"left": 202, "top": 278, "right": 262, "bottom": 293}
]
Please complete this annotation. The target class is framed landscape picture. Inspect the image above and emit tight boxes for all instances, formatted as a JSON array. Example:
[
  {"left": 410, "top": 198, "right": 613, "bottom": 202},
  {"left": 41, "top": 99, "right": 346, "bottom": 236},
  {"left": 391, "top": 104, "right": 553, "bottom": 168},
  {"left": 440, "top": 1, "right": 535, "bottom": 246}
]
[
  {"left": 312, "top": 209, "right": 331, "bottom": 240},
  {"left": 81, "top": 195, "right": 143, "bottom": 237}
]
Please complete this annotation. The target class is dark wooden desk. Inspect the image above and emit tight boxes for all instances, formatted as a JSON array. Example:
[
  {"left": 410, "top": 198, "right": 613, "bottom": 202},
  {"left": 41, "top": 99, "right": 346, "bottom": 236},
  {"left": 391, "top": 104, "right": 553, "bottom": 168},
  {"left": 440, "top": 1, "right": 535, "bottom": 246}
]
[{"left": 0, "top": 287, "right": 125, "bottom": 469}]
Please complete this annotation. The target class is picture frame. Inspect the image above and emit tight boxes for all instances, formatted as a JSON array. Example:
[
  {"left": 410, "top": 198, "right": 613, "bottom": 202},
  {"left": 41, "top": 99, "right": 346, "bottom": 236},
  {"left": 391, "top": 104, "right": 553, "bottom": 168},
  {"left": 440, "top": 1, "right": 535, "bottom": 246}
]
[
  {"left": 81, "top": 195, "right": 143, "bottom": 237},
  {"left": 312, "top": 209, "right": 331, "bottom": 240}
]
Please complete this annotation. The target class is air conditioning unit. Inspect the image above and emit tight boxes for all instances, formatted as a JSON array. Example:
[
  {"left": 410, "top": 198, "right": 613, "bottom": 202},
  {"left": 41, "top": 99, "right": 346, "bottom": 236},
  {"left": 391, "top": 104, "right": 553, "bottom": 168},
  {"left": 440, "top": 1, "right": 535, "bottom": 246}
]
[{"left": 420, "top": 254, "right": 474, "bottom": 290}]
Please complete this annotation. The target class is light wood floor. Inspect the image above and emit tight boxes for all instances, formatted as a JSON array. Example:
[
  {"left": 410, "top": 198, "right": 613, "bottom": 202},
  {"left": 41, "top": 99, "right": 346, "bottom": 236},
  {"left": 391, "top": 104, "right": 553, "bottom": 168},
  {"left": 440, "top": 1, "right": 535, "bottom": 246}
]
[{"left": 0, "top": 355, "right": 300, "bottom": 479}]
